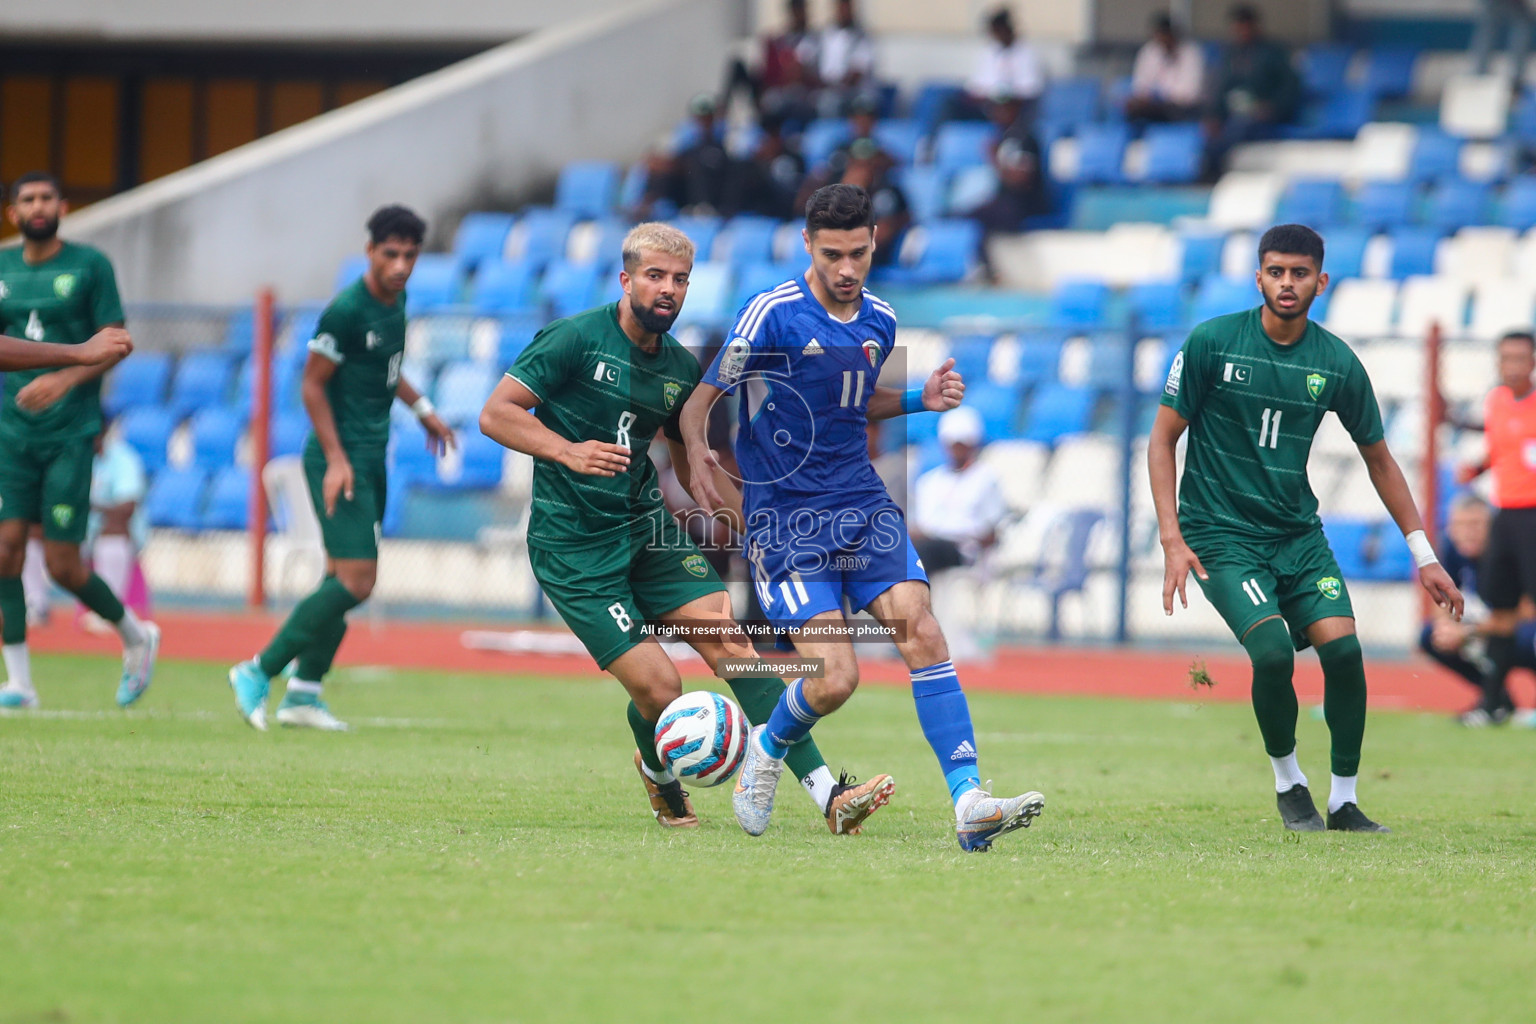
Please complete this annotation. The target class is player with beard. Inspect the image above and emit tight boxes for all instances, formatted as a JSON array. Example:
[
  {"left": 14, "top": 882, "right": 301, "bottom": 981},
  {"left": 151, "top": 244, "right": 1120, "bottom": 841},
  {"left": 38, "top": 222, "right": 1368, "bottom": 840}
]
[
  {"left": 479, "top": 222, "right": 894, "bottom": 834},
  {"left": 1149, "top": 224, "right": 1463, "bottom": 833},
  {"left": 0, "top": 171, "right": 159, "bottom": 710}
]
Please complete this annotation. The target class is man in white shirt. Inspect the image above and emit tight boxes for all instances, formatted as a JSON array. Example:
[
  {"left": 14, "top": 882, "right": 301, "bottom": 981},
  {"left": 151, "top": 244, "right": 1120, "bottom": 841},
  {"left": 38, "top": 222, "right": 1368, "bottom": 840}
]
[
  {"left": 1126, "top": 15, "right": 1205, "bottom": 122},
  {"left": 814, "top": 0, "right": 877, "bottom": 116},
  {"left": 911, "top": 407, "right": 1007, "bottom": 573},
  {"left": 962, "top": 8, "right": 1046, "bottom": 121}
]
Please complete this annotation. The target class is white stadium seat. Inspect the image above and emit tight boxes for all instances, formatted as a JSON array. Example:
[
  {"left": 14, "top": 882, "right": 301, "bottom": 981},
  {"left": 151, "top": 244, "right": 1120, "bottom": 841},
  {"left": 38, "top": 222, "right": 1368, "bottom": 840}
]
[
  {"left": 1468, "top": 279, "right": 1536, "bottom": 341},
  {"left": 1437, "top": 227, "right": 1517, "bottom": 284},
  {"left": 1440, "top": 343, "right": 1494, "bottom": 404},
  {"left": 1440, "top": 73, "right": 1513, "bottom": 140},
  {"left": 1324, "top": 278, "right": 1398, "bottom": 340},
  {"left": 1395, "top": 276, "right": 1469, "bottom": 339},
  {"left": 978, "top": 439, "right": 1050, "bottom": 512},
  {"left": 1206, "top": 172, "right": 1283, "bottom": 230},
  {"left": 1356, "top": 339, "right": 1424, "bottom": 402},
  {"left": 1220, "top": 231, "right": 1257, "bottom": 278},
  {"left": 1040, "top": 434, "right": 1121, "bottom": 508},
  {"left": 1347, "top": 122, "right": 1417, "bottom": 184}
]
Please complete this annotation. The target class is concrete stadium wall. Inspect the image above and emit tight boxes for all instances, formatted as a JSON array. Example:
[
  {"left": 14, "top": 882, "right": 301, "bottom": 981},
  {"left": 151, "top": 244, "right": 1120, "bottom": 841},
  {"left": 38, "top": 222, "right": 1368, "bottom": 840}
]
[{"left": 62, "top": 0, "right": 736, "bottom": 304}]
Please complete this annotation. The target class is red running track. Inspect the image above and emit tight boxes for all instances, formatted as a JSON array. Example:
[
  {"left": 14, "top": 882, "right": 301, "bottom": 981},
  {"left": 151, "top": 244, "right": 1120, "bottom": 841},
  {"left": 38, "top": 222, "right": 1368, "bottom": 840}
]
[{"left": 31, "top": 609, "right": 1525, "bottom": 714}]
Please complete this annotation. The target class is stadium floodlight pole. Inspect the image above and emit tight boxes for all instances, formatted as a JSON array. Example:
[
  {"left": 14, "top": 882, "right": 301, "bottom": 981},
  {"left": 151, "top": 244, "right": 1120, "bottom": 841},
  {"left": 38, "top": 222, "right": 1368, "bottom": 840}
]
[
  {"left": 248, "top": 287, "right": 275, "bottom": 609},
  {"left": 1421, "top": 319, "right": 1444, "bottom": 621}
]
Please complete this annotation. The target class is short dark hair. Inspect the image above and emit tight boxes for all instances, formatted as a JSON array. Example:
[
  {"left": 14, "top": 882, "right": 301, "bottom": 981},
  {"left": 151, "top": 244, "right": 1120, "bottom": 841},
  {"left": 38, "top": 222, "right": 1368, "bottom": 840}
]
[
  {"left": 366, "top": 205, "right": 425, "bottom": 246},
  {"left": 8, "top": 171, "right": 61, "bottom": 202},
  {"left": 1258, "top": 224, "right": 1325, "bottom": 269},
  {"left": 805, "top": 183, "right": 873, "bottom": 235},
  {"left": 1151, "top": 14, "right": 1174, "bottom": 33},
  {"left": 1498, "top": 330, "right": 1535, "bottom": 350},
  {"left": 1229, "top": 3, "right": 1259, "bottom": 24},
  {"left": 988, "top": 7, "right": 1013, "bottom": 33}
]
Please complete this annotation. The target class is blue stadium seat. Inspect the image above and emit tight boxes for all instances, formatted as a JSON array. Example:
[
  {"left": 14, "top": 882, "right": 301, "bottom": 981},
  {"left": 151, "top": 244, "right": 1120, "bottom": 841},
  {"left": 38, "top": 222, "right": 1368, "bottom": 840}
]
[
  {"left": 931, "top": 123, "right": 997, "bottom": 174},
  {"left": 1324, "top": 518, "right": 1414, "bottom": 580},
  {"left": 669, "top": 216, "right": 724, "bottom": 259},
  {"left": 554, "top": 161, "right": 620, "bottom": 218},
  {"left": 506, "top": 208, "right": 580, "bottom": 270},
  {"left": 433, "top": 361, "right": 501, "bottom": 426},
  {"left": 944, "top": 334, "right": 994, "bottom": 385},
  {"left": 539, "top": 261, "right": 602, "bottom": 320},
  {"left": 1425, "top": 179, "right": 1491, "bottom": 231},
  {"left": 222, "top": 308, "right": 256, "bottom": 353},
  {"left": 1408, "top": 130, "right": 1463, "bottom": 184},
  {"left": 673, "top": 262, "right": 734, "bottom": 329},
  {"left": 441, "top": 431, "right": 504, "bottom": 489},
  {"left": 882, "top": 219, "right": 981, "bottom": 285},
  {"left": 1361, "top": 47, "right": 1419, "bottom": 99},
  {"left": 119, "top": 406, "right": 176, "bottom": 474},
  {"left": 233, "top": 351, "right": 303, "bottom": 415},
  {"left": 334, "top": 254, "right": 367, "bottom": 293},
  {"left": 1140, "top": 124, "right": 1203, "bottom": 184},
  {"left": 1074, "top": 124, "right": 1130, "bottom": 184},
  {"left": 1021, "top": 383, "right": 1095, "bottom": 442},
  {"left": 1389, "top": 227, "right": 1441, "bottom": 278},
  {"left": 1084, "top": 335, "right": 1133, "bottom": 390},
  {"left": 472, "top": 261, "right": 538, "bottom": 315},
  {"left": 144, "top": 467, "right": 209, "bottom": 530},
  {"left": 1037, "top": 77, "right": 1101, "bottom": 137},
  {"left": 103, "top": 352, "right": 172, "bottom": 419},
  {"left": 731, "top": 262, "right": 801, "bottom": 314},
  {"left": 189, "top": 407, "right": 246, "bottom": 469},
  {"left": 947, "top": 165, "right": 999, "bottom": 215},
  {"left": 896, "top": 165, "right": 951, "bottom": 222},
  {"left": 1300, "top": 43, "right": 1353, "bottom": 97},
  {"left": 270, "top": 411, "right": 310, "bottom": 458},
  {"left": 964, "top": 382, "right": 1020, "bottom": 440},
  {"left": 1178, "top": 232, "right": 1225, "bottom": 284},
  {"left": 1191, "top": 276, "right": 1257, "bottom": 323},
  {"left": 201, "top": 466, "right": 250, "bottom": 530},
  {"left": 390, "top": 436, "right": 439, "bottom": 488},
  {"left": 1275, "top": 179, "right": 1344, "bottom": 227},
  {"left": 168, "top": 351, "right": 235, "bottom": 417},
  {"left": 802, "top": 119, "right": 853, "bottom": 168},
  {"left": 1016, "top": 332, "right": 1064, "bottom": 388},
  {"left": 565, "top": 218, "right": 630, "bottom": 269},
  {"left": 873, "top": 119, "right": 924, "bottom": 165},
  {"left": 712, "top": 216, "right": 779, "bottom": 266},
  {"left": 453, "top": 213, "right": 516, "bottom": 270},
  {"left": 494, "top": 316, "right": 542, "bottom": 367},
  {"left": 1051, "top": 280, "right": 1110, "bottom": 328},
  {"left": 404, "top": 254, "right": 464, "bottom": 313},
  {"left": 910, "top": 81, "right": 963, "bottom": 134},
  {"left": 1353, "top": 181, "right": 1416, "bottom": 230},
  {"left": 1322, "top": 226, "right": 1371, "bottom": 279},
  {"left": 1128, "top": 281, "right": 1184, "bottom": 332},
  {"left": 1500, "top": 176, "right": 1536, "bottom": 230},
  {"left": 618, "top": 161, "right": 649, "bottom": 210},
  {"left": 1288, "top": 87, "right": 1374, "bottom": 140}
]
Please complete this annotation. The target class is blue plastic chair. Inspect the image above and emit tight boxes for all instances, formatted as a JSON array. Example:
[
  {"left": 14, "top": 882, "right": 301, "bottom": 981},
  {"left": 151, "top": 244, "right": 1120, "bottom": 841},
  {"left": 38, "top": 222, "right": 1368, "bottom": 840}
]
[
  {"left": 1294, "top": 87, "right": 1375, "bottom": 140},
  {"left": 1425, "top": 179, "right": 1491, "bottom": 232},
  {"left": 433, "top": 361, "right": 501, "bottom": 426},
  {"left": 1074, "top": 124, "right": 1130, "bottom": 184},
  {"left": 945, "top": 334, "right": 995, "bottom": 385},
  {"left": 448, "top": 432, "right": 506, "bottom": 489},
  {"left": 1324, "top": 518, "right": 1414, "bottom": 580},
  {"left": 1084, "top": 335, "right": 1133, "bottom": 390},
  {"left": 931, "top": 123, "right": 997, "bottom": 174},
  {"left": 472, "top": 261, "right": 538, "bottom": 316},
  {"left": 731, "top": 262, "right": 802, "bottom": 314},
  {"left": 910, "top": 81, "right": 964, "bottom": 133},
  {"left": 713, "top": 216, "right": 780, "bottom": 267},
  {"left": 103, "top": 352, "right": 172, "bottom": 418},
  {"left": 1500, "top": 176, "right": 1536, "bottom": 230},
  {"left": 390, "top": 437, "right": 439, "bottom": 489},
  {"left": 1353, "top": 181, "right": 1416, "bottom": 230},
  {"left": 404, "top": 255, "right": 464, "bottom": 313},
  {"left": 883, "top": 219, "right": 981, "bottom": 285},
  {"left": 1141, "top": 123, "right": 1203, "bottom": 184},
  {"left": 669, "top": 215, "right": 724, "bottom": 260},
  {"left": 189, "top": 407, "right": 246, "bottom": 469},
  {"left": 1275, "top": 179, "right": 1344, "bottom": 227},
  {"left": 507, "top": 208, "right": 580, "bottom": 270},
  {"left": 1389, "top": 227, "right": 1441, "bottom": 278},
  {"left": 494, "top": 316, "right": 542, "bottom": 368},
  {"left": 1052, "top": 280, "right": 1111, "bottom": 329},
  {"left": 119, "top": 406, "right": 177, "bottom": 474},
  {"left": 144, "top": 467, "right": 209, "bottom": 530},
  {"left": 1361, "top": 47, "right": 1419, "bottom": 99},
  {"left": 1034, "top": 508, "right": 1105, "bottom": 640},
  {"left": 270, "top": 411, "right": 310, "bottom": 459},
  {"left": 168, "top": 351, "right": 235, "bottom": 417},
  {"left": 1408, "top": 130, "right": 1463, "bottom": 184},
  {"left": 333, "top": 255, "right": 367, "bottom": 294},
  {"left": 1016, "top": 332, "right": 1065, "bottom": 388},
  {"left": 234, "top": 349, "right": 305, "bottom": 416},
  {"left": 1300, "top": 44, "right": 1353, "bottom": 97},
  {"left": 1128, "top": 281, "right": 1185, "bottom": 332},
  {"left": 539, "top": 261, "right": 602, "bottom": 320},
  {"left": 201, "top": 467, "right": 251, "bottom": 530},
  {"left": 1021, "top": 383, "right": 1096, "bottom": 442},
  {"left": 873, "top": 119, "right": 924, "bottom": 165},
  {"left": 964, "top": 382, "right": 1020, "bottom": 440},
  {"left": 1178, "top": 232, "right": 1225, "bottom": 284},
  {"left": 1322, "top": 226, "right": 1372, "bottom": 279},
  {"left": 453, "top": 213, "right": 516, "bottom": 270},
  {"left": 896, "top": 165, "right": 951, "bottom": 222},
  {"left": 554, "top": 161, "right": 621, "bottom": 218},
  {"left": 1191, "top": 276, "right": 1257, "bottom": 323},
  {"left": 802, "top": 119, "right": 854, "bottom": 169},
  {"left": 673, "top": 263, "right": 734, "bottom": 329},
  {"left": 1037, "top": 77, "right": 1102, "bottom": 137}
]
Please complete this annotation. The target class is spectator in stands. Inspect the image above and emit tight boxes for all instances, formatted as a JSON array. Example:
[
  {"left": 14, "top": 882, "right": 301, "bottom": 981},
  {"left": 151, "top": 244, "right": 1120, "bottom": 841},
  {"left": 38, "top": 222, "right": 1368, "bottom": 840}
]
[
  {"left": 726, "top": 0, "right": 819, "bottom": 124},
  {"left": 641, "top": 94, "right": 732, "bottom": 216},
  {"left": 967, "top": 94, "right": 1049, "bottom": 275},
  {"left": 812, "top": 0, "right": 878, "bottom": 117},
  {"left": 840, "top": 139, "right": 909, "bottom": 268},
  {"left": 724, "top": 114, "right": 806, "bottom": 220},
  {"left": 909, "top": 407, "right": 1006, "bottom": 573},
  {"left": 1201, "top": 5, "right": 1300, "bottom": 180},
  {"left": 1470, "top": 0, "right": 1534, "bottom": 78},
  {"left": 955, "top": 7, "right": 1046, "bottom": 124},
  {"left": 1417, "top": 494, "right": 1535, "bottom": 725},
  {"left": 1126, "top": 14, "right": 1206, "bottom": 123},
  {"left": 82, "top": 424, "right": 151, "bottom": 632}
]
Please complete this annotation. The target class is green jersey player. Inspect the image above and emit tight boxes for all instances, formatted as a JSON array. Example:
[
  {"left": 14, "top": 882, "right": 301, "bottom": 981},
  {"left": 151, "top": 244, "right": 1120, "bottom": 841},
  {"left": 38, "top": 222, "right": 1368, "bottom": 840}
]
[
  {"left": 227, "top": 205, "right": 455, "bottom": 731},
  {"left": 1149, "top": 224, "right": 1463, "bottom": 833},
  {"left": 0, "top": 171, "right": 159, "bottom": 711},
  {"left": 478, "top": 222, "right": 894, "bottom": 834}
]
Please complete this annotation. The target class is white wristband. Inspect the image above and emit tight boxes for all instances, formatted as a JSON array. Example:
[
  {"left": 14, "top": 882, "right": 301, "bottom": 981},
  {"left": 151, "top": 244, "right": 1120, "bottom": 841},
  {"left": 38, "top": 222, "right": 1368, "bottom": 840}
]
[
  {"left": 1405, "top": 529, "right": 1438, "bottom": 569},
  {"left": 411, "top": 396, "right": 436, "bottom": 420}
]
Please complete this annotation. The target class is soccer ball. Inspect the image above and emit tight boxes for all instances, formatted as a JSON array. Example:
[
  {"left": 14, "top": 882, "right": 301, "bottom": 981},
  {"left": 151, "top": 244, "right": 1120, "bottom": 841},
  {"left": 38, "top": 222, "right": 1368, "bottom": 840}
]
[{"left": 654, "top": 691, "right": 749, "bottom": 787}]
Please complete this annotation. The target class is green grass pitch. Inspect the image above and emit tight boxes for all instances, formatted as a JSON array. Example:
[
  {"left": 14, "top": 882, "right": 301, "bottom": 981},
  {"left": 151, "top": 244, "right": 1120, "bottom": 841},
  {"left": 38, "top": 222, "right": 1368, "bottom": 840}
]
[{"left": 3, "top": 652, "right": 1534, "bottom": 1023}]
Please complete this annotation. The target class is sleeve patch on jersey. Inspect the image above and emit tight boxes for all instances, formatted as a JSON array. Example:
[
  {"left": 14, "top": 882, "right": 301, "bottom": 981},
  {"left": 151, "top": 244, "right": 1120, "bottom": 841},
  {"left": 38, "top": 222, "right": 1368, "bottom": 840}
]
[
  {"left": 309, "top": 333, "right": 344, "bottom": 364},
  {"left": 716, "top": 337, "right": 751, "bottom": 385},
  {"left": 1165, "top": 351, "right": 1183, "bottom": 396}
]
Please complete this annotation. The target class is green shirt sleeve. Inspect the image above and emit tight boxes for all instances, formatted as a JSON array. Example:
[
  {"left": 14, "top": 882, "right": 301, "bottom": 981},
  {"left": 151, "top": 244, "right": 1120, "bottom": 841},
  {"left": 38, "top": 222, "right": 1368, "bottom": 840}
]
[
  {"left": 507, "top": 319, "right": 580, "bottom": 403},
  {"left": 1333, "top": 351, "right": 1386, "bottom": 446},
  {"left": 1160, "top": 326, "right": 1211, "bottom": 420},
  {"left": 89, "top": 250, "right": 125, "bottom": 329},
  {"left": 308, "top": 304, "right": 357, "bottom": 364}
]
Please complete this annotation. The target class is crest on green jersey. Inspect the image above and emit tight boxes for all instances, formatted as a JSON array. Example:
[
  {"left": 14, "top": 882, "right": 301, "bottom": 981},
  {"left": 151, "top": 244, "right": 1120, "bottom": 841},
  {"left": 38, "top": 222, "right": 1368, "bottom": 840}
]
[
  {"left": 51, "top": 504, "right": 74, "bottom": 529},
  {"left": 682, "top": 553, "right": 709, "bottom": 578},
  {"left": 1306, "top": 373, "right": 1326, "bottom": 400},
  {"left": 664, "top": 382, "right": 682, "bottom": 410},
  {"left": 1316, "top": 576, "right": 1342, "bottom": 600},
  {"left": 53, "top": 274, "right": 76, "bottom": 299}
]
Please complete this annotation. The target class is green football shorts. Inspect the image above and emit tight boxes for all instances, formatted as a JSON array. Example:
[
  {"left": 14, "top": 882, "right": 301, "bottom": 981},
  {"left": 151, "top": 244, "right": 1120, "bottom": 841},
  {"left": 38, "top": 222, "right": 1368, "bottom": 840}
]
[
  {"left": 528, "top": 517, "right": 725, "bottom": 669},
  {"left": 303, "top": 443, "right": 387, "bottom": 561},
  {"left": 0, "top": 435, "right": 94, "bottom": 543},
  {"left": 1186, "top": 526, "right": 1354, "bottom": 652}
]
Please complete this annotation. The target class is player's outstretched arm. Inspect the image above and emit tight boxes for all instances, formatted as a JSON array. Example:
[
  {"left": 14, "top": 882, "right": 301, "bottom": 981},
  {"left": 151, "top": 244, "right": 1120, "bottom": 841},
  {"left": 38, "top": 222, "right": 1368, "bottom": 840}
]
[
  {"left": 678, "top": 381, "right": 727, "bottom": 513},
  {"left": 867, "top": 358, "right": 965, "bottom": 420},
  {"left": 13, "top": 324, "right": 133, "bottom": 412},
  {"left": 1358, "top": 439, "right": 1465, "bottom": 620},
  {"left": 0, "top": 326, "right": 131, "bottom": 374},
  {"left": 478, "top": 376, "right": 630, "bottom": 476},
  {"left": 394, "top": 374, "right": 456, "bottom": 455},
  {"left": 1148, "top": 405, "right": 1206, "bottom": 614}
]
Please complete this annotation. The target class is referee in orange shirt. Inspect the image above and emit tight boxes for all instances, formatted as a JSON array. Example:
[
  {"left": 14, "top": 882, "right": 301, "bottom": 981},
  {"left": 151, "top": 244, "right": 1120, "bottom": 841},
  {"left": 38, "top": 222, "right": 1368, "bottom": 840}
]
[{"left": 1463, "top": 331, "right": 1536, "bottom": 724}]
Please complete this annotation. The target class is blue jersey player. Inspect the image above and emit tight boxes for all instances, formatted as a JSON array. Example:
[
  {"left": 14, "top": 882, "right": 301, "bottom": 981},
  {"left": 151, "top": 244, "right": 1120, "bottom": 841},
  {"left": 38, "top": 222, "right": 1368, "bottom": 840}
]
[{"left": 679, "top": 184, "right": 1046, "bottom": 850}]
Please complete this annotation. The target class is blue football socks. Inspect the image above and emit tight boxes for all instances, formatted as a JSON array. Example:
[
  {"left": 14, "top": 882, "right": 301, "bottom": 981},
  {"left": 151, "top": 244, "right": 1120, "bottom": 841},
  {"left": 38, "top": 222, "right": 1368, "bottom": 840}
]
[
  {"left": 912, "top": 661, "right": 981, "bottom": 801},
  {"left": 761, "top": 678, "right": 820, "bottom": 758}
]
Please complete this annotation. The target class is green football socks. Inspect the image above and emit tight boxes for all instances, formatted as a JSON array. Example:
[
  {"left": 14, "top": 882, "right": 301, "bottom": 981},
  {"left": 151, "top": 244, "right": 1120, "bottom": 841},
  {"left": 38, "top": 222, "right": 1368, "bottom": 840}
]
[
  {"left": 1242, "top": 618, "right": 1298, "bottom": 759},
  {"left": 72, "top": 573, "right": 126, "bottom": 626},
  {"left": 258, "top": 576, "right": 361, "bottom": 679},
  {"left": 629, "top": 700, "right": 668, "bottom": 774},
  {"left": 0, "top": 577, "right": 26, "bottom": 645},
  {"left": 1318, "top": 634, "right": 1367, "bottom": 778},
  {"left": 295, "top": 616, "right": 349, "bottom": 683}
]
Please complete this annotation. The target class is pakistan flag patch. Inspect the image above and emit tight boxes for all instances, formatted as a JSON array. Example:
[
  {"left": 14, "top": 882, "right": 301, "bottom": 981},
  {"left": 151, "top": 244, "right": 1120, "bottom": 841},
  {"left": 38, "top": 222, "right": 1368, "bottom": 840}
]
[
  {"left": 1316, "top": 576, "right": 1342, "bottom": 600},
  {"left": 1306, "top": 373, "right": 1326, "bottom": 400},
  {"left": 53, "top": 274, "right": 76, "bottom": 299},
  {"left": 682, "top": 553, "right": 709, "bottom": 578},
  {"left": 51, "top": 504, "right": 74, "bottom": 529},
  {"left": 663, "top": 382, "right": 682, "bottom": 410}
]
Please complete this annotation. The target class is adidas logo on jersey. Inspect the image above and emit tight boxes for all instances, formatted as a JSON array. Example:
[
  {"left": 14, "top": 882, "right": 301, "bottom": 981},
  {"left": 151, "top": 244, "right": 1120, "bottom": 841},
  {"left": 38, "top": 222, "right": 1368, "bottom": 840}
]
[
  {"left": 802, "top": 338, "right": 824, "bottom": 355},
  {"left": 950, "top": 740, "right": 977, "bottom": 761}
]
